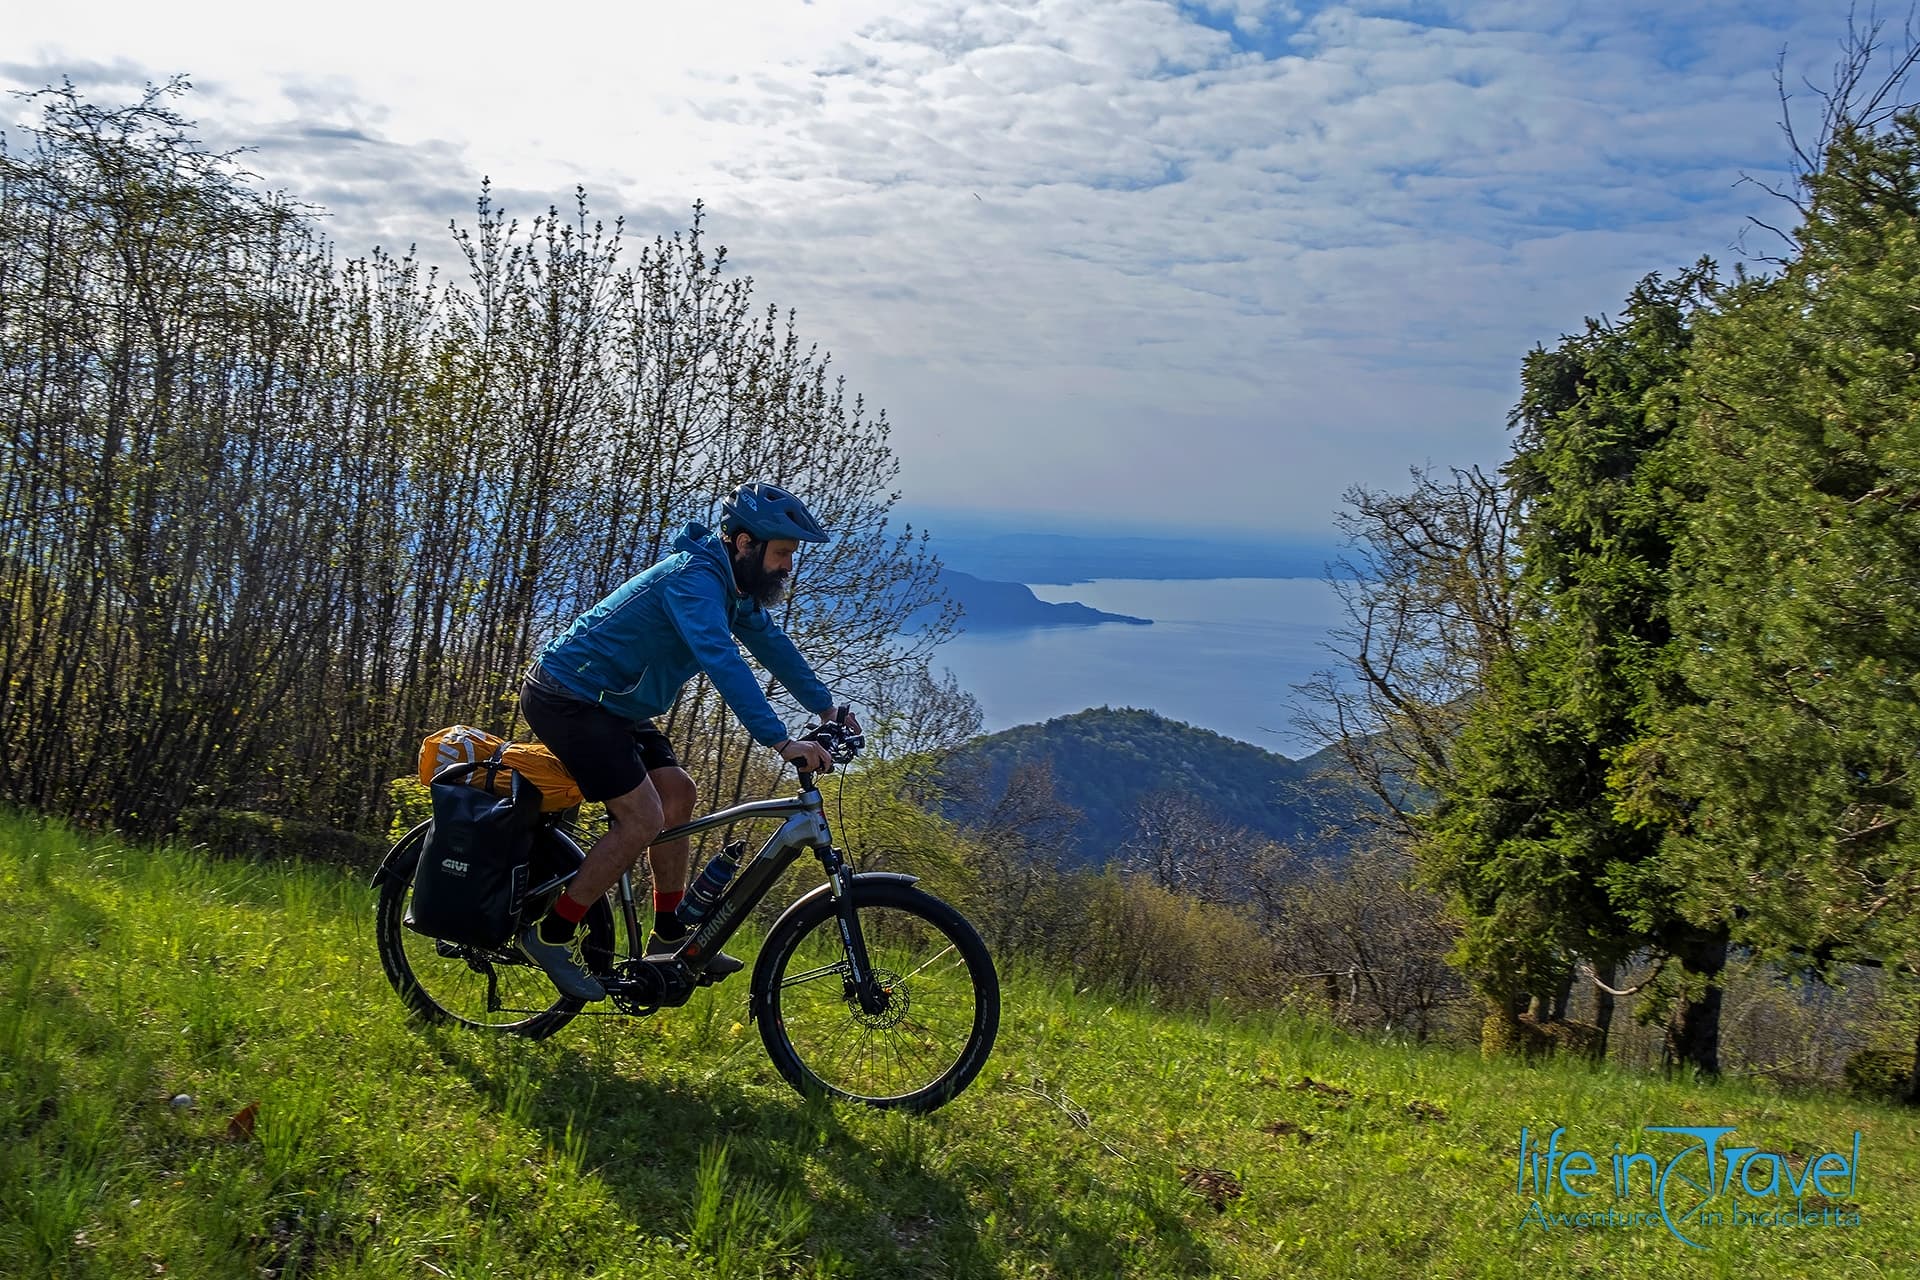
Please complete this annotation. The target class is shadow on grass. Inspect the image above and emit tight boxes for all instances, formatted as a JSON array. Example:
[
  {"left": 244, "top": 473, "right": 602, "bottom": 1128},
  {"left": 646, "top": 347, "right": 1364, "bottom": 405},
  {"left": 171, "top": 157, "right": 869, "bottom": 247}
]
[{"left": 426, "top": 1026, "right": 1216, "bottom": 1278}]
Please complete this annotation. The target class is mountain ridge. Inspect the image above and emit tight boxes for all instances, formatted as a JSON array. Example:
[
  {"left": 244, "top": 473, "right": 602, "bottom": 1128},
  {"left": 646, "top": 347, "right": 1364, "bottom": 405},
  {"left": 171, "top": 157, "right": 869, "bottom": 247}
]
[
  {"left": 936, "top": 706, "right": 1369, "bottom": 864},
  {"left": 909, "top": 568, "right": 1151, "bottom": 631}
]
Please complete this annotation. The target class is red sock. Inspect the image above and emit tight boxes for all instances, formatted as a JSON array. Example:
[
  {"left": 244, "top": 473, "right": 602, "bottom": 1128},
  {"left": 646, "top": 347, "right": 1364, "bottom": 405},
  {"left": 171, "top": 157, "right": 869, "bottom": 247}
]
[
  {"left": 654, "top": 889, "right": 685, "bottom": 918},
  {"left": 553, "top": 894, "right": 590, "bottom": 925}
]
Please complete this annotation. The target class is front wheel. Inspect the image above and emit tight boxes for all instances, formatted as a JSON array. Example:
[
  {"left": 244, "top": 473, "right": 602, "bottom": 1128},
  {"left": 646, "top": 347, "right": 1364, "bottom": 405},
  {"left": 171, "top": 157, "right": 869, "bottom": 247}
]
[{"left": 753, "top": 878, "right": 999, "bottom": 1112}]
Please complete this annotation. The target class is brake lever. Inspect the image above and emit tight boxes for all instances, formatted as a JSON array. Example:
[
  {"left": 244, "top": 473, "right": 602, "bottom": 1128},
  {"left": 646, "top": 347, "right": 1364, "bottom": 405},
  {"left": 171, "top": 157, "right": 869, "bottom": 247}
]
[{"left": 803, "top": 722, "right": 863, "bottom": 764}]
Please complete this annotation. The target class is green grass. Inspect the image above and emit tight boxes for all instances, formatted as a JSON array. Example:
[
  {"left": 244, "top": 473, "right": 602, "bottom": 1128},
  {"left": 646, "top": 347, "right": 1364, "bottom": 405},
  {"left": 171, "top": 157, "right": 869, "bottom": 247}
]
[{"left": 1, "top": 807, "right": 1916, "bottom": 1279}]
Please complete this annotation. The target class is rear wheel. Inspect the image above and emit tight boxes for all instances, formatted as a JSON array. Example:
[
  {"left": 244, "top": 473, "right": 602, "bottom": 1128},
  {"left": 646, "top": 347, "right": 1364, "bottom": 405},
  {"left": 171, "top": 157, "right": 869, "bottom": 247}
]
[
  {"left": 374, "top": 823, "right": 619, "bottom": 1040},
  {"left": 753, "top": 878, "right": 998, "bottom": 1112}
]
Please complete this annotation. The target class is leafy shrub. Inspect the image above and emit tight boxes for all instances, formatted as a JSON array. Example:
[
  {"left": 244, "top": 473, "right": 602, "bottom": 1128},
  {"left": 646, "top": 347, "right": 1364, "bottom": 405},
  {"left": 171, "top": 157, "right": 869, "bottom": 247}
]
[
  {"left": 1843, "top": 1048, "right": 1917, "bottom": 1103},
  {"left": 386, "top": 777, "right": 432, "bottom": 844}
]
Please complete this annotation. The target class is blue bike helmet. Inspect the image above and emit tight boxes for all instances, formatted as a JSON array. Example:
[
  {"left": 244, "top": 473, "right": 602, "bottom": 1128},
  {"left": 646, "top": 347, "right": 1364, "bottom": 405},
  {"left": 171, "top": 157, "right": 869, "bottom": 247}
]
[{"left": 721, "top": 482, "right": 830, "bottom": 544}]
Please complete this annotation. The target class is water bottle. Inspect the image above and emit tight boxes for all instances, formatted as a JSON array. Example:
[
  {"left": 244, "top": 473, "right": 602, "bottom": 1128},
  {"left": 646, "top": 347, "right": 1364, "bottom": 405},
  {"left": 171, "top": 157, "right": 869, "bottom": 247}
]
[{"left": 678, "top": 841, "right": 746, "bottom": 926}]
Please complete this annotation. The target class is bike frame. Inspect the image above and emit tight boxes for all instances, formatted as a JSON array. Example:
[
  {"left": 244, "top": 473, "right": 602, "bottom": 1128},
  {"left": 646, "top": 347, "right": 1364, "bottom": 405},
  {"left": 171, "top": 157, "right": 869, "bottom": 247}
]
[{"left": 542, "top": 773, "right": 878, "bottom": 1000}]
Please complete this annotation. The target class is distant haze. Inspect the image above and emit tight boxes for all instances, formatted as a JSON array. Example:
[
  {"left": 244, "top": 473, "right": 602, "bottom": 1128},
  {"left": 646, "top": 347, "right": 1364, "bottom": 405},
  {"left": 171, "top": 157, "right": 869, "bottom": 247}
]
[{"left": 904, "top": 507, "right": 1351, "bottom": 583}]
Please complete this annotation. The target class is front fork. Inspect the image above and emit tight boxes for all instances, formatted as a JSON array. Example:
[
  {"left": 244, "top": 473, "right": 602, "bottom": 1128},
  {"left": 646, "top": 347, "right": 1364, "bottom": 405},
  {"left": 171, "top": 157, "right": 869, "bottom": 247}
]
[{"left": 821, "top": 846, "right": 886, "bottom": 1015}]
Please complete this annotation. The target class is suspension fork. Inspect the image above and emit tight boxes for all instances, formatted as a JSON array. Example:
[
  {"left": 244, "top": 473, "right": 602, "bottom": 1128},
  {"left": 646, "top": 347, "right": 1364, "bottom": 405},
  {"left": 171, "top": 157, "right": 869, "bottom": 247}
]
[{"left": 821, "top": 847, "right": 885, "bottom": 1015}]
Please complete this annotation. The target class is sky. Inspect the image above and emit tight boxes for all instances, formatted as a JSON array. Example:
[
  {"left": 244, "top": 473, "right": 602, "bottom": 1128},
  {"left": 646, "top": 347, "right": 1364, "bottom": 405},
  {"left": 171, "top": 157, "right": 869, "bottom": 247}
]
[{"left": 1, "top": 0, "right": 1897, "bottom": 537}]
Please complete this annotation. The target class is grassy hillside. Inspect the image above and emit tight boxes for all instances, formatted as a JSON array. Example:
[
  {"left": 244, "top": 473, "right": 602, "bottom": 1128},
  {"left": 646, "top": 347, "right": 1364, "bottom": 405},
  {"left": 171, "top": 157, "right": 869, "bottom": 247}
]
[{"left": 3, "top": 810, "right": 1916, "bottom": 1279}]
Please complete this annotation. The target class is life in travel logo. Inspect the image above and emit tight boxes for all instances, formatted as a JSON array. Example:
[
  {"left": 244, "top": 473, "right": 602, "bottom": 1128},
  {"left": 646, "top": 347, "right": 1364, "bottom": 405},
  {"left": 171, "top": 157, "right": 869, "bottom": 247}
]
[{"left": 1513, "top": 1124, "right": 1864, "bottom": 1249}]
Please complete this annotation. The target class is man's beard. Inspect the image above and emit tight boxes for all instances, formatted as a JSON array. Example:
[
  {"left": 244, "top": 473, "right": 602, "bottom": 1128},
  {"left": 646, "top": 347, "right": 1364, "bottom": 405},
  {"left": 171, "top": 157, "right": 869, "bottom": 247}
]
[{"left": 733, "top": 544, "right": 790, "bottom": 607}]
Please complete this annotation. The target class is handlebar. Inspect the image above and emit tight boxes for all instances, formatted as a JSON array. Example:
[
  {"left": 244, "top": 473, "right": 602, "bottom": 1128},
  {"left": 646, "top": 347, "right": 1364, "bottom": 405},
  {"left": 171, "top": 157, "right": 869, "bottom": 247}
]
[
  {"left": 788, "top": 718, "right": 864, "bottom": 786},
  {"left": 806, "top": 719, "right": 865, "bottom": 764}
]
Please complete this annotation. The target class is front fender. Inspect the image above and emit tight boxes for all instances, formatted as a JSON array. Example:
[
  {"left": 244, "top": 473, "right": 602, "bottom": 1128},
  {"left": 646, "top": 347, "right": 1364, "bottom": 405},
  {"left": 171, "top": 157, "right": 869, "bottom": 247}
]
[
  {"left": 776, "top": 870, "right": 920, "bottom": 920},
  {"left": 370, "top": 820, "right": 431, "bottom": 887},
  {"left": 749, "top": 871, "right": 920, "bottom": 1021}
]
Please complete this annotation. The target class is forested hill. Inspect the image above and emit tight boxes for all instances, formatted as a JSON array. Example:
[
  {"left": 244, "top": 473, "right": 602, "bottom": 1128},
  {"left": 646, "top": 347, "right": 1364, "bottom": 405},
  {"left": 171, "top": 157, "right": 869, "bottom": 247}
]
[{"left": 936, "top": 707, "right": 1366, "bottom": 864}]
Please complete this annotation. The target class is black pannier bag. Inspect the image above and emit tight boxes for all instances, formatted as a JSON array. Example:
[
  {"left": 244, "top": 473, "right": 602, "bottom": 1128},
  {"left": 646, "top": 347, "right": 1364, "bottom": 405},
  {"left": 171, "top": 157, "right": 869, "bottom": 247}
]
[{"left": 406, "top": 752, "right": 544, "bottom": 947}]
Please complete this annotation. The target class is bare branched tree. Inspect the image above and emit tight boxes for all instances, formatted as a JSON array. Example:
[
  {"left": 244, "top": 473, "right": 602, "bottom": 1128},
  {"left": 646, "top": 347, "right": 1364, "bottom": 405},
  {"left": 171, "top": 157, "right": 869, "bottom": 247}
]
[
  {"left": 944, "top": 759, "right": 1084, "bottom": 957},
  {"left": 1119, "top": 790, "right": 1258, "bottom": 904},
  {"left": 1260, "top": 839, "right": 1469, "bottom": 1040},
  {"left": 1291, "top": 465, "right": 1522, "bottom": 836},
  {"left": 1739, "top": 3, "right": 1920, "bottom": 259}
]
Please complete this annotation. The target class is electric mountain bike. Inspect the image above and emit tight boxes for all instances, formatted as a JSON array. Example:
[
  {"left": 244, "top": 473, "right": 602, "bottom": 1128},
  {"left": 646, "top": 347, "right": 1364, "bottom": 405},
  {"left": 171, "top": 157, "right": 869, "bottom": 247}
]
[{"left": 371, "top": 721, "right": 999, "bottom": 1113}]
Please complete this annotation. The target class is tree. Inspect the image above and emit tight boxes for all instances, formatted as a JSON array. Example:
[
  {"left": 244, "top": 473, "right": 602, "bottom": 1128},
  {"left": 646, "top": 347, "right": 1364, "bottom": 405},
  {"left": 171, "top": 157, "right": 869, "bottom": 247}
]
[
  {"left": 0, "top": 78, "right": 361, "bottom": 830},
  {"left": 0, "top": 79, "right": 961, "bottom": 843},
  {"left": 1628, "top": 114, "right": 1920, "bottom": 1100},
  {"left": 1295, "top": 466, "right": 1527, "bottom": 1045},
  {"left": 1422, "top": 266, "right": 1724, "bottom": 1071}
]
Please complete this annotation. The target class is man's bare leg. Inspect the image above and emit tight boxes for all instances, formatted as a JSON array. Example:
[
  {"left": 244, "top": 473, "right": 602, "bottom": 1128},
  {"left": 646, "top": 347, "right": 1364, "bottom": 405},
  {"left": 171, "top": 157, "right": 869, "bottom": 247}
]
[
  {"left": 642, "top": 766, "right": 699, "bottom": 911},
  {"left": 518, "top": 780, "right": 664, "bottom": 1002},
  {"left": 565, "top": 777, "right": 664, "bottom": 906}
]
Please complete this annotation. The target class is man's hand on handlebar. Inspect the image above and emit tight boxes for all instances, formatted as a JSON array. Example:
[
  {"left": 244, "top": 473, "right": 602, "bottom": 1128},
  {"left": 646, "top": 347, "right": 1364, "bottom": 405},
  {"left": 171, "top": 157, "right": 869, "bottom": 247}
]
[
  {"left": 815, "top": 706, "right": 866, "bottom": 762},
  {"left": 774, "top": 706, "right": 866, "bottom": 774},
  {"left": 776, "top": 738, "right": 834, "bottom": 773}
]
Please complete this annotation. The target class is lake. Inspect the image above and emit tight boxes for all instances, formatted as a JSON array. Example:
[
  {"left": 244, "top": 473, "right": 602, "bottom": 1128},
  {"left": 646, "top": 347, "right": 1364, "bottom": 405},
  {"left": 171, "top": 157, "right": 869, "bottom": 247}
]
[{"left": 930, "top": 577, "right": 1351, "bottom": 761}]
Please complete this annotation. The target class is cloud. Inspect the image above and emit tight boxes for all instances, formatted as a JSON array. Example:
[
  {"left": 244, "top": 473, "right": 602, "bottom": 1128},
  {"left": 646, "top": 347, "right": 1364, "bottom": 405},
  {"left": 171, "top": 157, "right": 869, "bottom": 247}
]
[
  {"left": 0, "top": 56, "right": 168, "bottom": 97},
  {"left": 0, "top": 0, "right": 1887, "bottom": 533},
  {"left": 636, "top": 0, "right": 1859, "bottom": 525}
]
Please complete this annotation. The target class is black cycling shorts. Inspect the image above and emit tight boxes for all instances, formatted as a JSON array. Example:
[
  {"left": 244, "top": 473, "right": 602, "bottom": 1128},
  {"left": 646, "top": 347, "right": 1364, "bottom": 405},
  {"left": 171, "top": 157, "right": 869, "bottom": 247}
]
[{"left": 519, "top": 668, "right": 680, "bottom": 803}]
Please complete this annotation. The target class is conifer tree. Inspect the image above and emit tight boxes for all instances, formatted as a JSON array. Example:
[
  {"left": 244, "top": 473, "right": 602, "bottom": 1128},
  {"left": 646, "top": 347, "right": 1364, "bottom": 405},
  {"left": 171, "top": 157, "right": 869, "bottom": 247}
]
[
  {"left": 1629, "top": 117, "right": 1920, "bottom": 1099},
  {"left": 1422, "top": 267, "right": 1721, "bottom": 1069}
]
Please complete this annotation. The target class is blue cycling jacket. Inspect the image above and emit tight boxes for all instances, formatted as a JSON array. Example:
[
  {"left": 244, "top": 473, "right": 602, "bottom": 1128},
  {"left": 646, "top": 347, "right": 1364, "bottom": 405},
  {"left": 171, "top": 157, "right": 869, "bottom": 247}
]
[{"left": 536, "top": 521, "right": 835, "bottom": 747}]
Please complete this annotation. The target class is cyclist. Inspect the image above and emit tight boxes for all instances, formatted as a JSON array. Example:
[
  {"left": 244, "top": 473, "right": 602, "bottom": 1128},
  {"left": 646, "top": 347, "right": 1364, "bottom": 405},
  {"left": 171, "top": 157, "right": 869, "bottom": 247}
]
[{"left": 516, "top": 482, "right": 861, "bottom": 1001}]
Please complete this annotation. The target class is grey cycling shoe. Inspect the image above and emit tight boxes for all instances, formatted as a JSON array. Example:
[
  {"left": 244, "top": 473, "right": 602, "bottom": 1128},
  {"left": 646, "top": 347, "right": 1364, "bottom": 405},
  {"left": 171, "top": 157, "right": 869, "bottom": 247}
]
[
  {"left": 646, "top": 931, "right": 745, "bottom": 979},
  {"left": 515, "top": 921, "right": 607, "bottom": 1002}
]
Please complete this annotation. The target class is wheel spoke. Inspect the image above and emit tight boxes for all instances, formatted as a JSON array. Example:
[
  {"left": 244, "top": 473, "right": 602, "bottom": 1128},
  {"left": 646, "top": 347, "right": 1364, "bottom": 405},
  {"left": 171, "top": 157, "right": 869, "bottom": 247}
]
[
  {"left": 779, "top": 961, "right": 849, "bottom": 990},
  {"left": 897, "top": 942, "right": 957, "bottom": 985}
]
